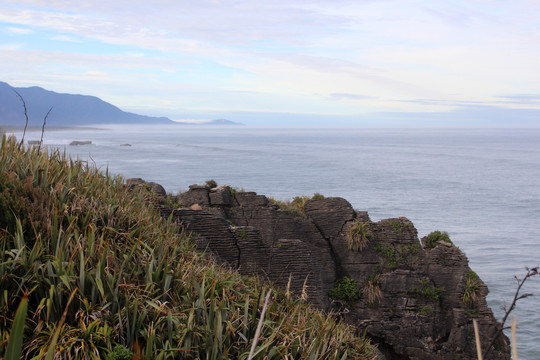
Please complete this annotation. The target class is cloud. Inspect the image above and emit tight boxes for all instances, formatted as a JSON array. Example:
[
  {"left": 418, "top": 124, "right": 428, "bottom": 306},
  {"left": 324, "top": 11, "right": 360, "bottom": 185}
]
[
  {"left": 7, "top": 26, "right": 33, "bottom": 34},
  {"left": 0, "top": 44, "right": 22, "bottom": 50},
  {"left": 329, "top": 93, "right": 375, "bottom": 101},
  {"left": 397, "top": 98, "right": 488, "bottom": 107},
  {"left": 50, "top": 35, "right": 81, "bottom": 42},
  {"left": 0, "top": 48, "right": 189, "bottom": 71},
  {"left": 1, "top": 0, "right": 540, "bottom": 125},
  {"left": 0, "top": 1, "right": 344, "bottom": 49},
  {"left": 495, "top": 94, "right": 540, "bottom": 105}
]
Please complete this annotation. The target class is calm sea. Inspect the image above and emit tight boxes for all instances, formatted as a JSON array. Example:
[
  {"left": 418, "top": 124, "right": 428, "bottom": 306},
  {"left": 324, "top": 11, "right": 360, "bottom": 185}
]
[{"left": 17, "top": 125, "right": 540, "bottom": 358}]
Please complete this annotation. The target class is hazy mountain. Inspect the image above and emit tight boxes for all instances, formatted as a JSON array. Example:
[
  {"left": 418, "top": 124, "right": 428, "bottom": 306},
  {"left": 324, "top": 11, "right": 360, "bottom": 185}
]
[
  {"left": 207, "top": 119, "right": 243, "bottom": 126},
  {"left": 172, "top": 118, "right": 243, "bottom": 125},
  {"left": 0, "top": 81, "right": 174, "bottom": 126}
]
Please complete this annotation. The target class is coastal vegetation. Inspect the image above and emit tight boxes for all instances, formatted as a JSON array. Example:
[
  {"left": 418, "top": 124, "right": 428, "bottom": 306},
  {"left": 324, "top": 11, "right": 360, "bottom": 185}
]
[
  {"left": 205, "top": 179, "right": 218, "bottom": 188},
  {"left": 463, "top": 270, "right": 482, "bottom": 307},
  {"left": 327, "top": 276, "right": 362, "bottom": 304},
  {"left": 423, "top": 230, "right": 453, "bottom": 249},
  {"left": 362, "top": 275, "right": 382, "bottom": 307},
  {"left": 0, "top": 135, "right": 376, "bottom": 359},
  {"left": 268, "top": 193, "right": 324, "bottom": 217},
  {"left": 346, "top": 220, "right": 371, "bottom": 251},
  {"left": 369, "top": 227, "right": 421, "bottom": 273},
  {"left": 410, "top": 279, "right": 444, "bottom": 302}
]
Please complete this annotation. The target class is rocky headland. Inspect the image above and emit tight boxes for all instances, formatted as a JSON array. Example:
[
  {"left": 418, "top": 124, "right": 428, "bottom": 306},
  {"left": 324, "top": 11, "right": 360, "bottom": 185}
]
[{"left": 128, "top": 178, "right": 510, "bottom": 360}]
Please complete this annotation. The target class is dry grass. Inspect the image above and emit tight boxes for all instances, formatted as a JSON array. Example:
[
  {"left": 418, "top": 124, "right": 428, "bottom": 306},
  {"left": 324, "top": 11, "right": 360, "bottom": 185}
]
[
  {"left": 363, "top": 276, "right": 382, "bottom": 307},
  {"left": 346, "top": 220, "right": 372, "bottom": 252}
]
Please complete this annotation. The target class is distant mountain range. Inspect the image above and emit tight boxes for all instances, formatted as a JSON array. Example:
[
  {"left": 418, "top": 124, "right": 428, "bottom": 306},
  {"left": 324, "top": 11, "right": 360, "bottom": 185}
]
[
  {"left": 203, "top": 119, "right": 241, "bottom": 126},
  {"left": 0, "top": 81, "right": 241, "bottom": 127}
]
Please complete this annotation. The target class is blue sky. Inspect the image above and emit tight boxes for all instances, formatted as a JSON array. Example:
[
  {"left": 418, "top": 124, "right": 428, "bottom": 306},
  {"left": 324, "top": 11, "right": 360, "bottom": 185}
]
[{"left": 1, "top": 0, "right": 540, "bottom": 126}]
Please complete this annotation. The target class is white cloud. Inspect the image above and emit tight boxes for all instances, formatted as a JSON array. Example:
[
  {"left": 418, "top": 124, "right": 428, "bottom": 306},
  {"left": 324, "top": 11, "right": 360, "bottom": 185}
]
[
  {"left": 329, "top": 93, "right": 375, "bottom": 101},
  {"left": 50, "top": 35, "right": 81, "bottom": 42},
  {"left": 7, "top": 26, "right": 33, "bottom": 34},
  {"left": 1, "top": 0, "right": 540, "bottom": 121},
  {"left": 0, "top": 43, "right": 22, "bottom": 50}
]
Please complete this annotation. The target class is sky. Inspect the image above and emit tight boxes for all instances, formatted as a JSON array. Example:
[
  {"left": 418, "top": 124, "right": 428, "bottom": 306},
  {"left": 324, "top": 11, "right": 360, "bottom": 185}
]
[{"left": 1, "top": 0, "right": 540, "bottom": 126}]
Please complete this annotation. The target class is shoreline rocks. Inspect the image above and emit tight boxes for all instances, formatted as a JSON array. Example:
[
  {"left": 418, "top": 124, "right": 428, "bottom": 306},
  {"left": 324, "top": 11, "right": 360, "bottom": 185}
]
[{"left": 69, "top": 140, "right": 92, "bottom": 145}]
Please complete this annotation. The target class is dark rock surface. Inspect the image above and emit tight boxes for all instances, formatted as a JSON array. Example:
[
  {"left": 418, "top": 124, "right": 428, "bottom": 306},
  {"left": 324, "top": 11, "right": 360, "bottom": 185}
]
[
  {"left": 69, "top": 140, "right": 92, "bottom": 145},
  {"left": 126, "top": 178, "right": 167, "bottom": 198},
  {"left": 153, "top": 183, "right": 510, "bottom": 359}
]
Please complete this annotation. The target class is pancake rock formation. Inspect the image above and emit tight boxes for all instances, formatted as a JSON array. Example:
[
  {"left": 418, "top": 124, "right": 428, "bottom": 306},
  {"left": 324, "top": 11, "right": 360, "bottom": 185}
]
[{"left": 131, "top": 179, "right": 510, "bottom": 360}]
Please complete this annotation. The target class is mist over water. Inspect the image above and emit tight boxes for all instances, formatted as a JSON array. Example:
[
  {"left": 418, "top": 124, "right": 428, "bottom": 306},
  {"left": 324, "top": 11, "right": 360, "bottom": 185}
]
[{"left": 19, "top": 125, "right": 540, "bottom": 359}]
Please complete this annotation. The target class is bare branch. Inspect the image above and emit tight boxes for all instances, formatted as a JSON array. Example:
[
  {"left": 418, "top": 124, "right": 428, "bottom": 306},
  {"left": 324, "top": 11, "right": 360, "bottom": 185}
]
[
  {"left": 12, "top": 89, "right": 29, "bottom": 147},
  {"left": 38, "top": 107, "right": 53, "bottom": 152},
  {"left": 482, "top": 266, "right": 539, "bottom": 358}
]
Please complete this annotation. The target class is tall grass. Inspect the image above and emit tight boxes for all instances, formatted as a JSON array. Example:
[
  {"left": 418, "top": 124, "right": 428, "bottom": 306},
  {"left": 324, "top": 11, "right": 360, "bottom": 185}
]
[
  {"left": 0, "top": 135, "right": 376, "bottom": 359},
  {"left": 346, "top": 220, "right": 371, "bottom": 252}
]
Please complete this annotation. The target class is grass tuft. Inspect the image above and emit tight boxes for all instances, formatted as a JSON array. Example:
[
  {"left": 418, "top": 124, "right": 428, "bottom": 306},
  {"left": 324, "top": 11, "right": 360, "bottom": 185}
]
[
  {"left": 268, "top": 193, "right": 325, "bottom": 217},
  {"left": 463, "top": 270, "right": 481, "bottom": 307},
  {"left": 346, "top": 220, "right": 372, "bottom": 251},
  {"left": 362, "top": 275, "right": 382, "bottom": 307}
]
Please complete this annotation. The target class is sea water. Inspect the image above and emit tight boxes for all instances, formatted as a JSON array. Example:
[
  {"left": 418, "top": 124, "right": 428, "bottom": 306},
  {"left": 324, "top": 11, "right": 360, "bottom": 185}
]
[{"left": 17, "top": 125, "right": 540, "bottom": 358}]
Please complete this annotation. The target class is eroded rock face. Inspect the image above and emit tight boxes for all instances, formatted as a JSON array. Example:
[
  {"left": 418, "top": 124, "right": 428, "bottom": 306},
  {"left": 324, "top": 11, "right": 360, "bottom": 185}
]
[
  {"left": 126, "top": 178, "right": 167, "bottom": 198},
  {"left": 158, "top": 184, "right": 510, "bottom": 360}
]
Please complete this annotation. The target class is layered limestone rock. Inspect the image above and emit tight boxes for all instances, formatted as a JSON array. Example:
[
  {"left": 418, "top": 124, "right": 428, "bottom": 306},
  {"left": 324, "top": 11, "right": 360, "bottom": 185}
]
[
  {"left": 132, "top": 179, "right": 510, "bottom": 360},
  {"left": 126, "top": 177, "right": 167, "bottom": 197}
]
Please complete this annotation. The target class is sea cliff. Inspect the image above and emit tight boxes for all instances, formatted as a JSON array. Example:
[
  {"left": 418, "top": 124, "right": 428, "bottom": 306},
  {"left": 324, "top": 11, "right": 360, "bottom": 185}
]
[{"left": 129, "top": 179, "right": 511, "bottom": 360}]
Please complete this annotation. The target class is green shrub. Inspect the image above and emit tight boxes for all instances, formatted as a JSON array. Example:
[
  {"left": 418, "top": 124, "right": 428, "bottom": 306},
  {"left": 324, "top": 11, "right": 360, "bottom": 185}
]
[
  {"left": 312, "top": 193, "right": 325, "bottom": 200},
  {"left": 205, "top": 179, "right": 218, "bottom": 188},
  {"left": 387, "top": 219, "right": 403, "bottom": 233},
  {"left": 328, "top": 276, "right": 362, "bottom": 303},
  {"left": 423, "top": 230, "right": 453, "bottom": 249},
  {"left": 228, "top": 186, "right": 244, "bottom": 198},
  {"left": 373, "top": 242, "right": 422, "bottom": 273},
  {"left": 418, "top": 305, "right": 432, "bottom": 316},
  {"left": 374, "top": 243, "right": 399, "bottom": 271},
  {"left": 410, "top": 279, "right": 444, "bottom": 301},
  {"left": 463, "top": 270, "right": 481, "bottom": 306},
  {"left": 106, "top": 345, "right": 132, "bottom": 360}
]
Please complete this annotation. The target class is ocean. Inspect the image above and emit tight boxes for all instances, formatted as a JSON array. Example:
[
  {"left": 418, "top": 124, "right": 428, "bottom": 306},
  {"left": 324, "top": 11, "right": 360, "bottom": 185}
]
[{"left": 16, "top": 125, "right": 540, "bottom": 358}]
